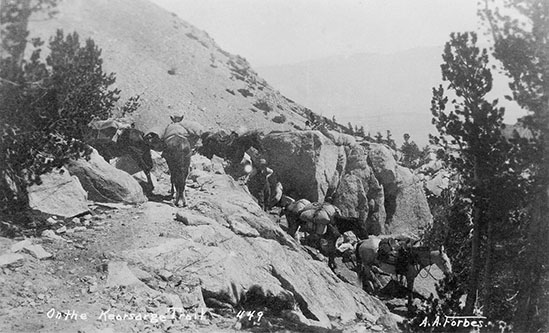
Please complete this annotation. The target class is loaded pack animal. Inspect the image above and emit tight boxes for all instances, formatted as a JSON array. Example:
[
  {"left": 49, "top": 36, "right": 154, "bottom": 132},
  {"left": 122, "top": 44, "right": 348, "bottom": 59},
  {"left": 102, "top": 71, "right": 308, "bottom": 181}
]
[
  {"left": 355, "top": 236, "right": 452, "bottom": 309},
  {"left": 168, "top": 114, "right": 205, "bottom": 149},
  {"left": 199, "top": 130, "right": 263, "bottom": 166},
  {"left": 145, "top": 123, "right": 193, "bottom": 207},
  {"left": 86, "top": 119, "right": 154, "bottom": 194},
  {"left": 283, "top": 201, "right": 368, "bottom": 269}
]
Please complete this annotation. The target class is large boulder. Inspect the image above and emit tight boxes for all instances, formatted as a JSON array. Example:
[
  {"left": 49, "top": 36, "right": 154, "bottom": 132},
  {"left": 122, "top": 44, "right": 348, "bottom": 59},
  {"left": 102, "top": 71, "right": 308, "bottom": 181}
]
[
  {"left": 386, "top": 166, "right": 432, "bottom": 236},
  {"left": 28, "top": 167, "right": 89, "bottom": 217},
  {"left": 119, "top": 173, "right": 397, "bottom": 330},
  {"left": 262, "top": 131, "right": 341, "bottom": 202},
  {"left": 66, "top": 149, "right": 147, "bottom": 204},
  {"left": 367, "top": 143, "right": 432, "bottom": 236},
  {"left": 112, "top": 155, "right": 158, "bottom": 190},
  {"left": 327, "top": 130, "right": 357, "bottom": 146},
  {"left": 368, "top": 143, "right": 399, "bottom": 196},
  {"left": 333, "top": 146, "right": 386, "bottom": 235}
]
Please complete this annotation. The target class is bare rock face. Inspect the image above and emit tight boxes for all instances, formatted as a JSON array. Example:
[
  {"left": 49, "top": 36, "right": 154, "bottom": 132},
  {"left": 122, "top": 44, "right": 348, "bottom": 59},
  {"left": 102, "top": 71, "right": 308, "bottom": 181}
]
[
  {"left": 385, "top": 166, "right": 432, "bottom": 236},
  {"left": 368, "top": 143, "right": 399, "bottom": 196},
  {"left": 367, "top": 144, "right": 432, "bottom": 236},
  {"left": 262, "top": 134, "right": 431, "bottom": 236},
  {"left": 333, "top": 146, "right": 386, "bottom": 235},
  {"left": 28, "top": 167, "right": 89, "bottom": 217},
  {"left": 262, "top": 131, "right": 341, "bottom": 202},
  {"left": 119, "top": 173, "right": 397, "bottom": 330},
  {"left": 66, "top": 149, "right": 147, "bottom": 204}
]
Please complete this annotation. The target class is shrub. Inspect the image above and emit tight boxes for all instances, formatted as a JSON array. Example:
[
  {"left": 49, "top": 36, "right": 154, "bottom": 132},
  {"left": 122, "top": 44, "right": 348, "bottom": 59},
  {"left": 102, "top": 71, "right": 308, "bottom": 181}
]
[
  {"left": 253, "top": 100, "right": 271, "bottom": 113},
  {"left": 0, "top": 29, "right": 121, "bottom": 219},
  {"left": 271, "top": 114, "right": 286, "bottom": 124}
]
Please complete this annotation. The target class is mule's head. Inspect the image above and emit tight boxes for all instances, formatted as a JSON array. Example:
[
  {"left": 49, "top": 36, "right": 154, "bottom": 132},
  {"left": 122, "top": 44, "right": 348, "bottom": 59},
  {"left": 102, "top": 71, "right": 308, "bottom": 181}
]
[
  {"left": 144, "top": 132, "right": 166, "bottom": 152},
  {"left": 238, "top": 131, "right": 264, "bottom": 152}
]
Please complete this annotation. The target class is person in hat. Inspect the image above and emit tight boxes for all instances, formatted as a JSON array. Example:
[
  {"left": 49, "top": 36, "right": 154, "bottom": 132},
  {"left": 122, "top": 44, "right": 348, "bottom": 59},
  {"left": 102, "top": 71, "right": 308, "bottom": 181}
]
[{"left": 250, "top": 158, "right": 273, "bottom": 210}]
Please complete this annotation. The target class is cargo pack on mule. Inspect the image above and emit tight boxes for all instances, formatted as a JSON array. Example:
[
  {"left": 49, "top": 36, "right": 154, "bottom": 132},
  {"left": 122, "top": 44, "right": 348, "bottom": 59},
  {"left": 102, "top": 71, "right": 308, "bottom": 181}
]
[
  {"left": 283, "top": 201, "right": 368, "bottom": 270},
  {"left": 86, "top": 118, "right": 154, "bottom": 194},
  {"left": 377, "top": 237, "right": 415, "bottom": 276},
  {"left": 355, "top": 235, "right": 452, "bottom": 311},
  {"left": 298, "top": 202, "right": 340, "bottom": 236},
  {"left": 144, "top": 119, "right": 197, "bottom": 207}
]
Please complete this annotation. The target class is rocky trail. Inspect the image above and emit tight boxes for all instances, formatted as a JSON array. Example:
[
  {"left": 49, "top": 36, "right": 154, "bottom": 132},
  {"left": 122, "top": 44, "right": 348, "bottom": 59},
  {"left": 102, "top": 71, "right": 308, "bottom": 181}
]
[
  {"left": 0, "top": 130, "right": 446, "bottom": 333},
  {"left": 0, "top": 156, "right": 429, "bottom": 333}
]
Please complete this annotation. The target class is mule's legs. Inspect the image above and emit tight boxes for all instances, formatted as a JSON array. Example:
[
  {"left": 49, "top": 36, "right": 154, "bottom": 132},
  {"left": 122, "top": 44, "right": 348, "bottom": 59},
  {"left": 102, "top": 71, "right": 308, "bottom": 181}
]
[
  {"left": 362, "top": 266, "right": 376, "bottom": 293},
  {"left": 172, "top": 178, "right": 182, "bottom": 207},
  {"left": 262, "top": 181, "right": 271, "bottom": 211},
  {"left": 175, "top": 151, "right": 191, "bottom": 207},
  {"left": 406, "top": 273, "right": 415, "bottom": 312},
  {"left": 286, "top": 216, "right": 300, "bottom": 239},
  {"left": 129, "top": 150, "right": 154, "bottom": 195},
  {"left": 327, "top": 240, "right": 338, "bottom": 270}
]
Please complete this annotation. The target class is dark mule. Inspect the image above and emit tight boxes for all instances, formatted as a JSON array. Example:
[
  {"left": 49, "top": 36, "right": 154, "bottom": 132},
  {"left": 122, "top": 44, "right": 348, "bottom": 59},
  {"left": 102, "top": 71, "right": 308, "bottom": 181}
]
[
  {"left": 355, "top": 236, "right": 452, "bottom": 309},
  {"left": 86, "top": 120, "right": 154, "bottom": 194},
  {"left": 145, "top": 130, "right": 192, "bottom": 207},
  {"left": 285, "top": 201, "right": 368, "bottom": 269},
  {"left": 199, "top": 130, "right": 263, "bottom": 164},
  {"left": 199, "top": 130, "right": 238, "bottom": 160}
]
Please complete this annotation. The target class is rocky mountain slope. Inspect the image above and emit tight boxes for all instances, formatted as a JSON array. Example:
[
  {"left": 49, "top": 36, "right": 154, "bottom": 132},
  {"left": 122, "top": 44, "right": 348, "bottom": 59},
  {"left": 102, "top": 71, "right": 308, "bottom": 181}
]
[
  {"left": 1, "top": 152, "right": 410, "bottom": 332},
  {"left": 27, "top": 0, "right": 311, "bottom": 134}
]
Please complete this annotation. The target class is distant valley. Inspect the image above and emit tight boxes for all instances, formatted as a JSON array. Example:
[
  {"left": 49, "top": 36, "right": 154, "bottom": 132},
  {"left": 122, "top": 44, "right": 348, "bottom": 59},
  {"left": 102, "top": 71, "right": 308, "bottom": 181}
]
[{"left": 257, "top": 47, "right": 523, "bottom": 146}]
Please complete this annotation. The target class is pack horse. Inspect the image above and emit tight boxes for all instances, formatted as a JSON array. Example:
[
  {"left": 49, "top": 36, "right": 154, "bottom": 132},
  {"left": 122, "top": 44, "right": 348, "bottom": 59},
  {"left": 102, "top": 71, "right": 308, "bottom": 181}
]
[{"left": 355, "top": 236, "right": 453, "bottom": 309}]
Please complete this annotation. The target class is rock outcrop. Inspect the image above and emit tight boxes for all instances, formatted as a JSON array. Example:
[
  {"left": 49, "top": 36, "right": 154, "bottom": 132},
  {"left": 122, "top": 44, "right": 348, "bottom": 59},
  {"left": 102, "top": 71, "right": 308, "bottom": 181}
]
[
  {"left": 333, "top": 145, "right": 386, "bottom": 235},
  {"left": 367, "top": 144, "right": 432, "bottom": 236},
  {"left": 260, "top": 133, "right": 431, "bottom": 236},
  {"left": 386, "top": 166, "right": 433, "bottom": 236},
  {"left": 66, "top": 149, "right": 147, "bottom": 204},
  {"left": 261, "top": 131, "right": 342, "bottom": 202},
  {"left": 119, "top": 171, "right": 398, "bottom": 330},
  {"left": 27, "top": 167, "right": 89, "bottom": 217}
]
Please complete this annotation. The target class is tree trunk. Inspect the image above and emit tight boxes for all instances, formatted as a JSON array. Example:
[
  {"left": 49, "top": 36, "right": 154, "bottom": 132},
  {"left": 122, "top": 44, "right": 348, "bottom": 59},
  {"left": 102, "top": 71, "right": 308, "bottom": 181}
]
[
  {"left": 482, "top": 218, "right": 494, "bottom": 315},
  {"left": 465, "top": 203, "right": 482, "bottom": 314},
  {"left": 465, "top": 158, "right": 482, "bottom": 315}
]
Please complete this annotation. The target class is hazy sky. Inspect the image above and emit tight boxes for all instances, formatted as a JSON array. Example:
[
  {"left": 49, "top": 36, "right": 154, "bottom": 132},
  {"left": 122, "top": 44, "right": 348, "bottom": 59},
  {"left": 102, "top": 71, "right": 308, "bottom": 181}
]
[{"left": 150, "top": 0, "right": 482, "bottom": 67}]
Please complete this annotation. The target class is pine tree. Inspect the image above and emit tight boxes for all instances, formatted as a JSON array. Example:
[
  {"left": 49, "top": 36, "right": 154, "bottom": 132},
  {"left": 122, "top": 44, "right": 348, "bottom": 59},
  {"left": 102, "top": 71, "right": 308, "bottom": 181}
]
[
  {"left": 375, "top": 131, "right": 383, "bottom": 143},
  {"left": 0, "top": 27, "right": 121, "bottom": 218},
  {"left": 431, "top": 31, "right": 527, "bottom": 315},
  {"left": 347, "top": 122, "right": 354, "bottom": 135},
  {"left": 482, "top": 1, "right": 549, "bottom": 329},
  {"left": 400, "top": 133, "right": 421, "bottom": 168},
  {"left": 385, "top": 130, "right": 397, "bottom": 150}
]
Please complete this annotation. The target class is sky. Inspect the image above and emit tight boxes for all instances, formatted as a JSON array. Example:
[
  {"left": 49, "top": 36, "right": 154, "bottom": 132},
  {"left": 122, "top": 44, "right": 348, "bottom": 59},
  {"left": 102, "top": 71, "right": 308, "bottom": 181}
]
[{"left": 150, "top": 0, "right": 482, "bottom": 67}]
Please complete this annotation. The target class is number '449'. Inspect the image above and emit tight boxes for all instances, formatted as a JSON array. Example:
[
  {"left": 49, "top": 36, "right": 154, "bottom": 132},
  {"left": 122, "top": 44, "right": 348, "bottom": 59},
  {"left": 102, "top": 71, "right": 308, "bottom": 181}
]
[{"left": 236, "top": 310, "right": 264, "bottom": 323}]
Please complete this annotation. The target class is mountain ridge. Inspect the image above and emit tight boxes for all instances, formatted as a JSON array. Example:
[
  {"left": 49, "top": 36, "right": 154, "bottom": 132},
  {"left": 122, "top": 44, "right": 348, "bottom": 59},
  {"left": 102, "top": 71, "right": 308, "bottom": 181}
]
[{"left": 26, "top": 0, "right": 313, "bottom": 135}]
